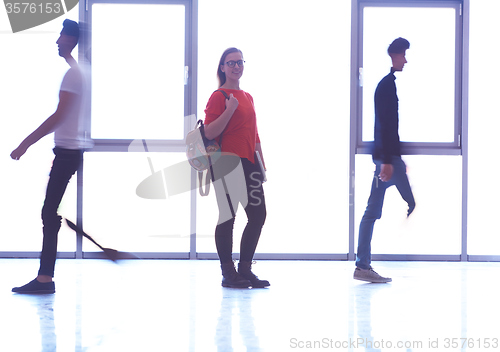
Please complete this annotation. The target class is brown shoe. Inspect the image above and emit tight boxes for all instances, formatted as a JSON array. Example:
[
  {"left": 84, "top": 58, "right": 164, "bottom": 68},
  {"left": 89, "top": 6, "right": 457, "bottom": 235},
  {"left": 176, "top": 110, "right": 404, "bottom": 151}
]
[{"left": 353, "top": 267, "right": 392, "bottom": 283}]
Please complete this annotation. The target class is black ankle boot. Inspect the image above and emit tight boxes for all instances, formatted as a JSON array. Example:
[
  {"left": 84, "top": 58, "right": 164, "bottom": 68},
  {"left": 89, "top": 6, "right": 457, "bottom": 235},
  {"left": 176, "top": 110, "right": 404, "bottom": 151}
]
[
  {"left": 220, "top": 263, "right": 251, "bottom": 288},
  {"left": 238, "top": 261, "right": 270, "bottom": 288}
]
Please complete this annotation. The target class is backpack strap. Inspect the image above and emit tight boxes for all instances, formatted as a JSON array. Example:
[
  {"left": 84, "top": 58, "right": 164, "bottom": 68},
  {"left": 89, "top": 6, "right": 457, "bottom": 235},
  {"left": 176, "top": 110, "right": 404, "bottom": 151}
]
[
  {"left": 199, "top": 164, "right": 235, "bottom": 217},
  {"left": 198, "top": 89, "right": 235, "bottom": 201},
  {"left": 210, "top": 89, "right": 230, "bottom": 147},
  {"left": 198, "top": 171, "right": 210, "bottom": 196},
  {"left": 212, "top": 89, "right": 236, "bottom": 216},
  {"left": 215, "top": 89, "right": 230, "bottom": 100}
]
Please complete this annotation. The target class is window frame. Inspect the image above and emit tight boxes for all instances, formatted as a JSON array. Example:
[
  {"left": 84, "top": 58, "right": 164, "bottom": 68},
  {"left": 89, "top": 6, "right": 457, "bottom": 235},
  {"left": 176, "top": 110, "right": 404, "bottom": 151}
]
[
  {"left": 76, "top": 0, "right": 198, "bottom": 259},
  {"left": 349, "top": 0, "right": 469, "bottom": 261}
]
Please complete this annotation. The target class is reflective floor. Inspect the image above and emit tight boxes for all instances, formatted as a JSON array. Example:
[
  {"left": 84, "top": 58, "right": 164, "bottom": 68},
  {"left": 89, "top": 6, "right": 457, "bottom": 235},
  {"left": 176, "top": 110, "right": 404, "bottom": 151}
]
[{"left": 1, "top": 259, "right": 499, "bottom": 351}]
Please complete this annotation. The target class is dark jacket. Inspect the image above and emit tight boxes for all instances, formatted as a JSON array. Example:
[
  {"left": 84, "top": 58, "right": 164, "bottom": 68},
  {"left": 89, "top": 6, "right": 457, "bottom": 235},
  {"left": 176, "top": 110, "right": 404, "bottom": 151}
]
[{"left": 372, "top": 69, "right": 401, "bottom": 164}]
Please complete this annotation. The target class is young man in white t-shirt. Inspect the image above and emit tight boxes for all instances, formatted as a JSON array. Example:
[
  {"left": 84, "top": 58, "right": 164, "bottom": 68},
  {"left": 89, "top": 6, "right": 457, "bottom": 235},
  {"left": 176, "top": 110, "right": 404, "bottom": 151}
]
[{"left": 11, "top": 20, "right": 91, "bottom": 294}]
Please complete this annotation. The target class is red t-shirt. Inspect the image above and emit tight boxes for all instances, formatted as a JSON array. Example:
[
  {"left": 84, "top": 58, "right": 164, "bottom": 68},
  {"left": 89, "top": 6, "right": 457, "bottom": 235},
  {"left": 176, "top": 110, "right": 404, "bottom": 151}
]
[{"left": 204, "top": 89, "right": 260, "bottom": 164}]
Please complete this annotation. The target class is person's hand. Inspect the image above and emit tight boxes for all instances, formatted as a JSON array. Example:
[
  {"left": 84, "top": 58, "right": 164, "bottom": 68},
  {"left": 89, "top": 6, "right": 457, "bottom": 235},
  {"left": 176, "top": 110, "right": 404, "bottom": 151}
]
[
  {"left": 379, "top": 163, "right": 393, "bottom": 182},
  {"left": 225, "top": 93, "right": 239, "bottom": 112},
  {"left": 11, "top": 145, "right": 28, "bottom": 160}
]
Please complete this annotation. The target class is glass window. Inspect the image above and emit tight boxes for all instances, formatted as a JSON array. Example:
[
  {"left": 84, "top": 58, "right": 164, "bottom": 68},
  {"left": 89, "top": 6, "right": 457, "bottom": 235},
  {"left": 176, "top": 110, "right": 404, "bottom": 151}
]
[
  {"left": 355, "top": 154, "right": 462, "bottom": 255},
  {"left": 83, "top": 152, "right": 190, "bottom": 253},
  {"left": 0, "top": 8, "right": 79, "bottom": 252},
  {"left": 91, "top": 4, "right": 186, "bottom": 140},
  {"left": 361, "top": 5, "right": 458, "bottom": 144},
  {"left": 467, "top": 0, "right": 500, "bottom": 256},
  {"left": 197, "top": 0, "right": 351, "bottom": 254}
]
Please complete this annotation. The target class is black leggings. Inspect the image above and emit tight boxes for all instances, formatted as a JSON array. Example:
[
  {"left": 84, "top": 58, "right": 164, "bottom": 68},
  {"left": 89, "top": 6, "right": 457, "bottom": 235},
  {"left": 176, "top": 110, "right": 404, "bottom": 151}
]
[{"left": 214, "top": 156, "right": 266, "bottom": 264}]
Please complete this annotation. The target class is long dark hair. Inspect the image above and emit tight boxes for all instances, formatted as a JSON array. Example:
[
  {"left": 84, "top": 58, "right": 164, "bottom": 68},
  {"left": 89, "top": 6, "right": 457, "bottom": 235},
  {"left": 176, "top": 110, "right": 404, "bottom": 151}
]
[{"left": 217, "top": 47, "right": 243, "bottom": 87}]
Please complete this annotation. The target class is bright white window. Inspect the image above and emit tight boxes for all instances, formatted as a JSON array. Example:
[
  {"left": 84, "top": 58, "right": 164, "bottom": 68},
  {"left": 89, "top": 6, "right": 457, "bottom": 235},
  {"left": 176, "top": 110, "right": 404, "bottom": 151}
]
[
  {"left": 361, "top": 6, "right": 458, "bottom": 144},
  {"left": 197, "top": 0, "right": 351, "bottom": 254},
  {"left": 0, "top": 8, "right": 79, "bottom": 252},
  {"left": 91, "top": 4, "right": 186, "bottom": 140}
]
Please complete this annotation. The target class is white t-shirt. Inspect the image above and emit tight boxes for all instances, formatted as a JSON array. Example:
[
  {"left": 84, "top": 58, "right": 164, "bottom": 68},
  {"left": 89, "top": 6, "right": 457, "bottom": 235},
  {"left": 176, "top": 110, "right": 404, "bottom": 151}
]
[{"left": 54, "top": 64, "right": 93, "bottom": 149}]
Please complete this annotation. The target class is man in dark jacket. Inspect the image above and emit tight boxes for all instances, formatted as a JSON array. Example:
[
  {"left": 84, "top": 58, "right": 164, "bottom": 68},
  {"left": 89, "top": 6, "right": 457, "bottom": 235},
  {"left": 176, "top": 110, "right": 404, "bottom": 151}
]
[{"left": 354, "top": 37, "right": 416, "bottom": 283}]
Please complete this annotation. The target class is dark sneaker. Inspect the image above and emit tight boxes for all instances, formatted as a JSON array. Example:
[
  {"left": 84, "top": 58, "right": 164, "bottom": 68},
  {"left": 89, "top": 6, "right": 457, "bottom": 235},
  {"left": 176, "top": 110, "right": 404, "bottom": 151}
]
[
  {"left": 353, "top": 267, "right": 392, "bottom": 283},
  {"left": 12, "top": 279, "right": 55, "bottom": 294}
]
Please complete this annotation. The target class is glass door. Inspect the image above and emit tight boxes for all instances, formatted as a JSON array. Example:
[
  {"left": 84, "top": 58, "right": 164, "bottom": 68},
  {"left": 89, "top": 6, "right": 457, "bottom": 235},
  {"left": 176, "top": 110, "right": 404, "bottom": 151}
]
[
  {"left": 351, "top": 0, "right": 464, "bottom": 260},
  {"left": 81, "top": 0, "right": 195, "bottom": 258}
]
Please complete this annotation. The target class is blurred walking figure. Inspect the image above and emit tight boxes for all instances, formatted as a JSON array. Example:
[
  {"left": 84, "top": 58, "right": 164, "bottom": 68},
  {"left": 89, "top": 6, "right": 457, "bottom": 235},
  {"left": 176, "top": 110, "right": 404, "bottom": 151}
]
[
  {"left": 11, "top": 19, "right": 92, "bottom": 294},
  {"left": 354, "top": 37, "right": 416, "bottom": 283},
  {"left": 204, "top": 48, "right": 269, "bottom": 288}
]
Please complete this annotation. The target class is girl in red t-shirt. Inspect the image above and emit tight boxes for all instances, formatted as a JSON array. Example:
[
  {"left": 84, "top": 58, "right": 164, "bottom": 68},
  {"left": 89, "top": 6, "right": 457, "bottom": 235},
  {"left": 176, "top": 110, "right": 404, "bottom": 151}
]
[{"left": 204, "top": 47, "right": 269, "bottom": 288}]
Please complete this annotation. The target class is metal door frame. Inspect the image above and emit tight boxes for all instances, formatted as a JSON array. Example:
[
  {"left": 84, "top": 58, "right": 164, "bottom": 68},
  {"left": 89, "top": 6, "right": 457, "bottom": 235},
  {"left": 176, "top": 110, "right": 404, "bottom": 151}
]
[
  {"left": 76, "top": 0, "right": 198, "bottom": 259},
  {"left": 349, "top": 0, "right": 472, "bottom": 261}
]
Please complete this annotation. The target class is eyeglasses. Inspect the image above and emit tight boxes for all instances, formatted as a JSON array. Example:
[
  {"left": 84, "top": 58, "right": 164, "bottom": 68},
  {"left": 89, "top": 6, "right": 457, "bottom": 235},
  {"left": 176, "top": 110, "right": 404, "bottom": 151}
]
[{"left": 225, "top": 60, "right": 245, "bottom": 68}]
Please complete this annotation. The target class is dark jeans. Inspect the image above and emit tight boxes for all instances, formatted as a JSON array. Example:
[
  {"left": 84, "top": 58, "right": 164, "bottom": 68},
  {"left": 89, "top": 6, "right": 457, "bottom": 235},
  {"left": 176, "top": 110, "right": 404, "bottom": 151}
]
[
  {"left": 356, "top": 156, "right": 416, "bottom": 270},
  {"left": 39, "top": 147, "right": 83, "bottom": 277},
  {"left": 214, "top": 156, "right": 267, "bottom": 264}
]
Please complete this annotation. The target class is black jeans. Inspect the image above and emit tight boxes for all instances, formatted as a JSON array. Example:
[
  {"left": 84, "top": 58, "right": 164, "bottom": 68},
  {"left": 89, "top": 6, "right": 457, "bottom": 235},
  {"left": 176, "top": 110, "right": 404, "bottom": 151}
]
[
  {"left": 39, "top": 147, "right": 83, "bottom": 277},
  {"left": 213, "top": 156, "right": 267, "bottom": 264}
]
